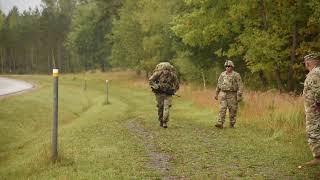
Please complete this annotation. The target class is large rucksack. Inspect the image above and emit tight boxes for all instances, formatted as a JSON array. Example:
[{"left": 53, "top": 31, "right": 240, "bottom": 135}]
[
  {"left": 157, "top": 69, "right": 179, "bottom": 95},
  {"left": 150, "top": 62, "right": 179, "bottom": 95}
]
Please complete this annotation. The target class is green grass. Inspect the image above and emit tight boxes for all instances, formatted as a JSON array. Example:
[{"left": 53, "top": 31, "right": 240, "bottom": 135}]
[{"left": 0, "top": 72, "right": 319, "bottom": 179}]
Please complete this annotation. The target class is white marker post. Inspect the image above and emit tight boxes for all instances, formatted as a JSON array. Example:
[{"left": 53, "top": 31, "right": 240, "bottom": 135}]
[{"left": 52, "top": 69, "right": 59, "bottom": 161}]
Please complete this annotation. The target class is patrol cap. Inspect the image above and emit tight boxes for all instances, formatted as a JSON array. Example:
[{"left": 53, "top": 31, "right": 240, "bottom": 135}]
[
  {"left": 224, "top": 60, "right": 234, "bottom": 67},
  {"left": 303, "top": 52, "right": 320, "bottom": 61}
]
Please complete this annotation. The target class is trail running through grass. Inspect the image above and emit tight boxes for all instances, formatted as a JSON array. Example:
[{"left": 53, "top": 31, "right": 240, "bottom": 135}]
[{"left": 0, "top": 73, "right": 320, "bottom": 179}]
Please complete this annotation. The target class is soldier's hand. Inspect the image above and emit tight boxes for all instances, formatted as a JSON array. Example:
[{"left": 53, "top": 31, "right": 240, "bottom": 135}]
[
  {"left": 237, "top": 95, "right": 242, "bottom": 102},
  {"left": 316, "top": 102, "right": 320, "bottom": 112},
  {"left": 150, "top": 83, "right": 159, "bottom": 90},
  {"left": 214, "top": 95, "right": 218, "bottom": 100}
]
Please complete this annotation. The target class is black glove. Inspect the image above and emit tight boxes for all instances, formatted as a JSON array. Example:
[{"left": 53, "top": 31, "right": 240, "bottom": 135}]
[{"left": 316, "top": 102, "right": 320, "bottom": 112}]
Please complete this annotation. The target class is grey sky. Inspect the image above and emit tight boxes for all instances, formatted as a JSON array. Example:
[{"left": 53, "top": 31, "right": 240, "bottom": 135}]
[{"left": 0, "top": 0, "right": 42, "bottom": 14}]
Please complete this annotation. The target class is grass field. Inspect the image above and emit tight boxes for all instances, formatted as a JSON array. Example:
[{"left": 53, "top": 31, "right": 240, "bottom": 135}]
[{"left": 0, "top": 71, "right": 319, "bottom": 179}]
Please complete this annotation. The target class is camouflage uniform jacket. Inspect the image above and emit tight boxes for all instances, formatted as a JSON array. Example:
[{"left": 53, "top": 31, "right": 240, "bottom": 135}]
[
  {"left": 303, "top": 66, "right": 320, "bottom": 110},
  {"left": 215, "top": 71, "right": 243, "bottom": 98},
  {"left": 149, "top": 69, "right": 179, "bottom": 95}
]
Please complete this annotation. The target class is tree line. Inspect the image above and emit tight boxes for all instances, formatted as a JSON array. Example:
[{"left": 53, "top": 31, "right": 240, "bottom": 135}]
[{"left": 0, "top": 0, "right": 319, "bottom": 92}]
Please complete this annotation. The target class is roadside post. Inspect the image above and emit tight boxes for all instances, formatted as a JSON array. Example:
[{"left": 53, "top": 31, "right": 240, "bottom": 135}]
[
  {"left": 52, "top": 68, "right": 59, "bottom": 161},
  {"left": 105, "top": 80, "right": 109, "bottom": 105},
  {"left": 83, "top": 77, "right": 87, "bottom": 91}
]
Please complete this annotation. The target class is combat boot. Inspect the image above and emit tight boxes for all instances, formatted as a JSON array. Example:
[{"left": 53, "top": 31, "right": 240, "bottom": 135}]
[
  {"left": 160, "top": 121, "right": 163, "bottom": 127},
  {"left": 230, "top": 124, "right": 235, "bottom": 128},
  {"left": 215, "top": 123, "right": 223, "bottom": 129},
  {"left": 163, "top": 122, "right": 168, "bottom": 128},
  {"left": 305, "top": 158, "right": 320, "bottom": 166}
]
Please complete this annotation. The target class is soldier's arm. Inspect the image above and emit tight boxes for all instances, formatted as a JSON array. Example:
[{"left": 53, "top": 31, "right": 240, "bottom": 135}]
[
  {"left": 149, "top": 71, "right": 162, "bottom": 91},
  {"left": 149, "top": 70, "right": 161, "bottom": 84},
  {"left": 309, "top": 75, "right": 320, "bottom": 103},
  {"left": 236, "top": 73, "right": 244, "bottom": 97},
  {"left": 305, "top": 75, "right": 320, "bottom": 112},
  {"left": 303, "top": 75, "right": 320, "bottom": 105},
  {"left": 174, "top": 73, "right": 180, "bottom": 91},
  {"left": 215, "top": 74, "right": 222, "bottom": 97}
]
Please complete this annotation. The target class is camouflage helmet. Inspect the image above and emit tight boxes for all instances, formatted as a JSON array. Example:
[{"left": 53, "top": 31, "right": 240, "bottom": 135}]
[
  {"left": 224, "top": 60, "right": 234, "bottom": 67},
  {"left": 304, "top": 52, "right": 320, "bottom": 61},
  {"left": 155, "top": 62, "right": 174, "bottom": 71}
]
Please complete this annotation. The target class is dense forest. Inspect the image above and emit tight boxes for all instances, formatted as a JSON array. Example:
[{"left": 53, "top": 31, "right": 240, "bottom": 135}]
[{"left": 0, "top": 0, "right": 320, "bottom": 92}]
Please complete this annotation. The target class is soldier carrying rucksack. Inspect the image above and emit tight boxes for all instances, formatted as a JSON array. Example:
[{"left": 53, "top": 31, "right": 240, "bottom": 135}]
[{"left": 149, "top": 62, "right": 179, "bottom": 128}]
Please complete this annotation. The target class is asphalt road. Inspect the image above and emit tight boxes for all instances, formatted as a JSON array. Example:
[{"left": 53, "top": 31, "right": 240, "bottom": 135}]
[{"left": 0, "top": 77, "right": 33, "bottom": 96}]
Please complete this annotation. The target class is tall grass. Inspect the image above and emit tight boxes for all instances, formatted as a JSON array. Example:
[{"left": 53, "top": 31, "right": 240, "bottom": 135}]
[
  {"left": 239, "top": 91, "right": 305, "bottom": 136},
  {"left": 180, "top": 87, "right": 305, "bottom": 137}
]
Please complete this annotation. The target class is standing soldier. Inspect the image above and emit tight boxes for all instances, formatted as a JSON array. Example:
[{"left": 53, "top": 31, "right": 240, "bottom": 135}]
[
  {"left": 303, "top": 52, "right": 320, "bottom": 166},
  {"left": 214, "top": 60, "right": 243, "bottom": 129},
  {"left": 149, "top": 62, "right": 179, "bottom": 128}
]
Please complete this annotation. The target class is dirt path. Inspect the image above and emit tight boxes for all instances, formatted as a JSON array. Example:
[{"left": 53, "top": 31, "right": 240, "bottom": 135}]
[{"left": 126, "top": 120, "right": 173, "bottom": 179}]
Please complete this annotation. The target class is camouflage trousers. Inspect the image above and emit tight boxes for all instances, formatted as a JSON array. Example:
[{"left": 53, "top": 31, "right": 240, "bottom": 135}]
[
  {"left": 217, "top": 92, "right": 238, "bottom": 126},
  {"left": 305, "top": 105, "right": 320, "bottom": 158},
  {"left": 155, "top": 94, "right": 172, "bottom": 123}
]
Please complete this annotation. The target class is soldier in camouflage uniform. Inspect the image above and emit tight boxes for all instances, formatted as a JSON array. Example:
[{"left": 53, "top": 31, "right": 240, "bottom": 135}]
[
  {"left": 303, "top": 52, "right": 320, "bottom": 166},
  {"left": 214, "top": 60, "right": 243, "bottom": 129},
  {"left": 149, "top": 62, "right": 179, "bottom": 128}
]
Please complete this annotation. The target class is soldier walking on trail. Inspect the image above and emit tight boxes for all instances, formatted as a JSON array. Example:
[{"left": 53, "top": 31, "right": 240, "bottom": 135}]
[
  {"left": 149, "top": 62, "right": 179, "bottom": 128},
  {"left": 303, "top": 52, "right": 320, "bottom": 166},
  {"left": 214, "top": 60, "right": 243, "bottom": 129}
]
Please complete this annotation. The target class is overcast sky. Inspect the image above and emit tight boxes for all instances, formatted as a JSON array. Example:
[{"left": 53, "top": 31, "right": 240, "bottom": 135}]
[{"left": 0, "top": 0, "right": 42, "bottom": 14}]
